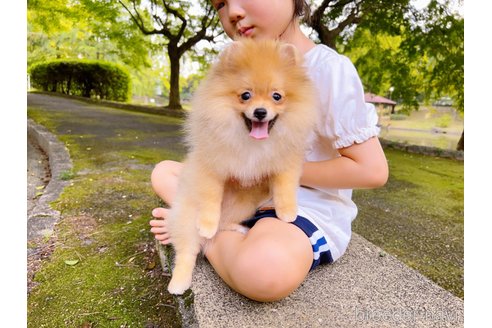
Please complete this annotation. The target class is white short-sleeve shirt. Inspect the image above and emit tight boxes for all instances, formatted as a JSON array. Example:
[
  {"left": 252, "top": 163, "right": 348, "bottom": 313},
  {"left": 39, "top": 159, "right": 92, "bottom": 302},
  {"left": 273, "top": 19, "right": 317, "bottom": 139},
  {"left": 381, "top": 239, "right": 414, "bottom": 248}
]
[{"left": 286, "top": 44, "right": 380, "bottom": 261}]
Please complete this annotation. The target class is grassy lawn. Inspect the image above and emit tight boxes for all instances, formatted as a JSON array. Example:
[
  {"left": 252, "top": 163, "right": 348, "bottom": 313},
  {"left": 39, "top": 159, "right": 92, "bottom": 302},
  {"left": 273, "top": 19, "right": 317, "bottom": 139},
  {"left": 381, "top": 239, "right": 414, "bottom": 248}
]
[{"left": 353, "top": 148, "right": 464, "bottom": 298}]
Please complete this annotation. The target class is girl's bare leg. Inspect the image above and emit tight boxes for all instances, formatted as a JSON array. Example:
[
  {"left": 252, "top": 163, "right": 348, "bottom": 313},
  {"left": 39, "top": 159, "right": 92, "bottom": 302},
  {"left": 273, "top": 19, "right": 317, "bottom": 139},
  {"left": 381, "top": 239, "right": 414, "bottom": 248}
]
[
  {"left": 150, "top": 160, "right": 182, "bottom": 245},
  {"left": 205, "top": 218, "right": 313, "bottom": 302},
  {"left": 149, "top": 160, "right": 313, "bottom": 301},
  {"left": 151, "top": 160, "right": 182, "bottom": 205}
]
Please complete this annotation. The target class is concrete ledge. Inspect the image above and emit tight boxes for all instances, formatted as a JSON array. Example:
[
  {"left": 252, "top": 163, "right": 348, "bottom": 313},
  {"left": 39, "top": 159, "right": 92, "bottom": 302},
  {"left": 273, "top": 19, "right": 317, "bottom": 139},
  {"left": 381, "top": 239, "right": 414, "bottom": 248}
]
[
  {"left": 27, "top": 119, "right": 72, "bottom": 241},
  {"left": 158, "top": 233, "right": 463, "bottom": 328},
  {"left": 380, "top": 138, "right": 463, "bottom": 161}
]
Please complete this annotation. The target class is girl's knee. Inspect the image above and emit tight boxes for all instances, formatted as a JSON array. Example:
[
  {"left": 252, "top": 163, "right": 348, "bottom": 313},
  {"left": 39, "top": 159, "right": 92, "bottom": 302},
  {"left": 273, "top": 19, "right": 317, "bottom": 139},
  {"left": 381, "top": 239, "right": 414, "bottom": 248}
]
[
  {"left": 230, "top": 241, "right": 307, "bottom": 301},
  {"left": 151, "top": 160, "right": 180, "bottom": 183},
  {"left": 152, "top": 160, "right": 179, "bottom": 176},
  {"left": 150, "top": 160, "right": 182, "bottom": 204}
]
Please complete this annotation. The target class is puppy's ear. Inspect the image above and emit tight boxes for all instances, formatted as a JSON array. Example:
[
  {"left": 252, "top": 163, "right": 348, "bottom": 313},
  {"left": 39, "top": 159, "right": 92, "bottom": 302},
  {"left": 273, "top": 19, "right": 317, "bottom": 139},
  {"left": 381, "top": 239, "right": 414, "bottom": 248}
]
[
  {"left": 218, "top": 41, "right": 244, "bottom": 67},
  {"left": 279, "top": 43, "right": 303, "bottom": 66}
]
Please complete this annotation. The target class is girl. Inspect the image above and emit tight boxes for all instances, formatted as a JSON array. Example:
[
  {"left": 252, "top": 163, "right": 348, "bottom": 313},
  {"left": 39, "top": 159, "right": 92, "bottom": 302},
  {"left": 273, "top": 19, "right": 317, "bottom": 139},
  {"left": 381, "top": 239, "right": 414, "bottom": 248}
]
[{"left": 150, "top": 0, "right": 388, "bottom": 302}]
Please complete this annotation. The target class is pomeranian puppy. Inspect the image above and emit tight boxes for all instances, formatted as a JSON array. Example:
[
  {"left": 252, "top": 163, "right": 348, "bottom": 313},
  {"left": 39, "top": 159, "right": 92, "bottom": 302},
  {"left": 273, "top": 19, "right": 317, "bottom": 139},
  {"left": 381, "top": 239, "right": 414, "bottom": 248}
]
[{"left": 167, "top": 39, "right": 317, "bottom": 294}]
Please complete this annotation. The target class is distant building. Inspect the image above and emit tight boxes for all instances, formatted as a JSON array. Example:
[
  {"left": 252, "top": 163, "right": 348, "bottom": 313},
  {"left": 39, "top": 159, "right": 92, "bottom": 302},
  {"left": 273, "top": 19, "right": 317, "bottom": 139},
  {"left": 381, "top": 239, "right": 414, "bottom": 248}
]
[{"left": 365, "top": 93, "right": 397, "bottom": 114}]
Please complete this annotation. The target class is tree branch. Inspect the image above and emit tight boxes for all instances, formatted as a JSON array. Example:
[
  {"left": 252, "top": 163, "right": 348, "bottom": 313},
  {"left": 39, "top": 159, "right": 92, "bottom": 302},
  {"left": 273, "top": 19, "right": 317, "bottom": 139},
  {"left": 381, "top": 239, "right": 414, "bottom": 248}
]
[
  {"left": 329, "top": 6, "right": 361, "bottom": 37},
  {"left": 161, "top": 0, "right": 187, "bottom": 41},
  {"left": 118, "top": 0, "right": 159, "bottom": 35},
  {"left": 177, "top": 2, "right": 219, "bottom": 54}
]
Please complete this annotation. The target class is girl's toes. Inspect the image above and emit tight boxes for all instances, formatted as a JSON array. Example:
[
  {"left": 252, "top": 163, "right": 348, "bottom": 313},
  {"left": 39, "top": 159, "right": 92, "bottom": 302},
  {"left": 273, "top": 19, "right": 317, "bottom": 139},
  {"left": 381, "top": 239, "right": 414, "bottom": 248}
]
[
  {"left": 160, "top": 239, "right": 171, "bottom": 245},
  {"left": 150, "top": 226, "right": 168, "bottom": 234},
  {"left": 152, "top": 207, "right": 170, "bottom": 219},
  {"left": 155, "top": 234, "right": 171, "bottom": 245},
  {"left": 155, "top": 232, "right": 169, "bottom": 240}
]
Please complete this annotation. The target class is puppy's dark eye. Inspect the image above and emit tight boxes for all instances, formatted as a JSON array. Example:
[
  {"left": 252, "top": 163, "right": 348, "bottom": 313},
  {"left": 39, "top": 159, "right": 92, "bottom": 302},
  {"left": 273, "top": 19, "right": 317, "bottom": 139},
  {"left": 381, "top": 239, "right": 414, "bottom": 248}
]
[
  {"left": 272, "top": 92, "right": 282, "bottom": 101},
  {"left": 240, "top": 92, "right": 252, "bottom": 101}
]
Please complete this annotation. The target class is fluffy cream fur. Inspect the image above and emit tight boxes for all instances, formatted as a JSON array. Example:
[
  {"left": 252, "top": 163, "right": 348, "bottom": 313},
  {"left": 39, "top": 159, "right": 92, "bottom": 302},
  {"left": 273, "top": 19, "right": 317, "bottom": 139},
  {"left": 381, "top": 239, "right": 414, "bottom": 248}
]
[{"left": 167, "top": 39, "right": 317, "bottom": 294}]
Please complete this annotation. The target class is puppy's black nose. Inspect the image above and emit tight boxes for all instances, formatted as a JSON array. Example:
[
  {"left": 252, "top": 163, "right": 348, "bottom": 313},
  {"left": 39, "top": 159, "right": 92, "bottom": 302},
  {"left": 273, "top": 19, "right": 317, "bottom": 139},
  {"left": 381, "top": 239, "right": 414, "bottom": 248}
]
[{"left": 253, "top": 108, "right": 267, "bottom": 121}]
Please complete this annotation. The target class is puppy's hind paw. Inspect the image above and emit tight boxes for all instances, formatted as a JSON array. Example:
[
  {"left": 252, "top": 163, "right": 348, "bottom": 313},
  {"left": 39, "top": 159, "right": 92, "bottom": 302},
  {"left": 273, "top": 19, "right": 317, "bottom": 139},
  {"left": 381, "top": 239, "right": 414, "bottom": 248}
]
[{"left": 167, "top": 276, "right": 192, "bottom": 295}]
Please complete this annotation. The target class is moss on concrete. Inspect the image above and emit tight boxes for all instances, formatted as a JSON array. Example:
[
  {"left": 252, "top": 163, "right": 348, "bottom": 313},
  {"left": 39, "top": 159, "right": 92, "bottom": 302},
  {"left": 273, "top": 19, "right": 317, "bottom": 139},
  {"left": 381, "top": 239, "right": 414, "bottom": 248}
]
[{"left": 27, "top": 105, "right": 183, "bottom": 327}]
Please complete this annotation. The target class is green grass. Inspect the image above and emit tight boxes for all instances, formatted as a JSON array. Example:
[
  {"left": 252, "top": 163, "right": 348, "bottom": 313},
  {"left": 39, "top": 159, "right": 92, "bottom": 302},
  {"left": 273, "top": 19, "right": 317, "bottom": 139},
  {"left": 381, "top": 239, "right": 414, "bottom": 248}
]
[{"left": 353, "top": 148, "right": 464, "bottom": 298}]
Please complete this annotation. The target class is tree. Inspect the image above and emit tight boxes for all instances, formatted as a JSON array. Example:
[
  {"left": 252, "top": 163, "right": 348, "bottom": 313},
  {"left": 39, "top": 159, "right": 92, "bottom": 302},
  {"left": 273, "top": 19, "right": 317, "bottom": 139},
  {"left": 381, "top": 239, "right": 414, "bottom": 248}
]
[
  {"left": 28, "top": 0, "right": 153, "bottom": 70},
  {"left": 117, "top": 0, "right": 222, "bottom": 110},
  {"left": 340, "top": 28, "right": 424, "bottom": 111},
  {"left": 402, "top": 1, "right": 464, "bottom": 150},
  {"left": 28, "top": 0, "right": 163, "bottom": 103},
  {"left": 306, "top": 0, "right": 412, "bottom": 51},
  {"left": 306, "top": 0, "right": 464, "bottom": 150}
]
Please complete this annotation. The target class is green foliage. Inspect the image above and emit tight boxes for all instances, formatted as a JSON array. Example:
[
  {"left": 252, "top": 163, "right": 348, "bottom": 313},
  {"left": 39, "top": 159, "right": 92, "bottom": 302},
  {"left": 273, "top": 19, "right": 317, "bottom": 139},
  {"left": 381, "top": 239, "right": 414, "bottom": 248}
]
[
  {"left": 59, "top": 170, "right": 76, "bottom": 181},
  {"left": 390, "top": 114, "right": 408, "bottom": 121},
  {"left": 28, "top": 0, "right": 153, "bottom": 72},
  {"left": 306, "top": 0, "right": 413, "bottom": 49},
  {"left": 30, "top": 59, "right": 131, "bottom": 102},
  {"left": 436, "top": 114, "right": 452, "bottom": 128},
  {"left": 404, "top": 3, "right": 464, "bottom": 112},
  {"left": 341, "top": 28, "right": 422, "bottom": 111},
  {"left": 338, "top": 1, "right": 463, "bottom": 113}
]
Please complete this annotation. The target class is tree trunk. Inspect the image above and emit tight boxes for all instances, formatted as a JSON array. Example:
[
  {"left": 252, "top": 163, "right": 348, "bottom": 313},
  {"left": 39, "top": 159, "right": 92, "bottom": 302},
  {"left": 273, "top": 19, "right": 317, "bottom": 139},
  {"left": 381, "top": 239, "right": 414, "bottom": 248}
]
[
  {"left": 456, "top": 130, "right": 464, "bottom": 151},
  {"left": 167, "top": 51, "right": 182, "bottom": 110},
  {"left": 317, "top": 29, "right": 337, "bottom": 50}
]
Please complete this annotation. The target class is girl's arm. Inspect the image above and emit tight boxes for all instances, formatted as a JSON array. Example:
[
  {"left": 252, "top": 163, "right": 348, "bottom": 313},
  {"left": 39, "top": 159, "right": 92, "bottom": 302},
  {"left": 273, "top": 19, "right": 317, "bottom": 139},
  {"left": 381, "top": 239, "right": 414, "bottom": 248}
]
[{"left": 300, "top": 136, "right": 388, "bottom": 190}]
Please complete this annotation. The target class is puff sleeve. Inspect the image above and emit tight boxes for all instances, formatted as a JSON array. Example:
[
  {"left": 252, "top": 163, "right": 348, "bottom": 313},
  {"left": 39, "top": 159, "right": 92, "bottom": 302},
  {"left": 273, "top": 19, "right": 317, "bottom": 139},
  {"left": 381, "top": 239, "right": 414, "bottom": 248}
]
[{"left": 311, "top": 52, "right": 380, "bottom": 149}]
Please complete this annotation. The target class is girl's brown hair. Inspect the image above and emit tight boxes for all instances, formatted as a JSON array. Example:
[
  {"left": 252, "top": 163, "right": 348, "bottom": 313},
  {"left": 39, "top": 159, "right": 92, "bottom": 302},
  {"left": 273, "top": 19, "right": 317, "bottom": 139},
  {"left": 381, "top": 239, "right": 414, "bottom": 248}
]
[{"left": 293, "top": 0, "right": 310, "bottom": 18}]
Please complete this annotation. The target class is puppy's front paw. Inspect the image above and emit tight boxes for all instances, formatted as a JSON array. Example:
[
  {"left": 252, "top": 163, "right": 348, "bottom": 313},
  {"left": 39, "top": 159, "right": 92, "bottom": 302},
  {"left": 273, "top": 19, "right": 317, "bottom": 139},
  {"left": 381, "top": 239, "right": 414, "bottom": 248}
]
[
  {"left": 197, "top": 220, "right": 218, "bottom": 239},
  {"left": 168, "top": 275, "right": 192, "bottom": 295},
  {"left": 275, "top": 205, "right": 297, "bottom": 223}
]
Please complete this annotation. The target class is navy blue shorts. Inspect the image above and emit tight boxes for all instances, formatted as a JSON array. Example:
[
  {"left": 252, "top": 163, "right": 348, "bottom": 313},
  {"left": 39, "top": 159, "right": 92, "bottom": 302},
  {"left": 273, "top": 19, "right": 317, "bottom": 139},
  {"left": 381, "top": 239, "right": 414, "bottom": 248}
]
[{"left": 242, "top": 209, "right": 333, "bottom": 271}]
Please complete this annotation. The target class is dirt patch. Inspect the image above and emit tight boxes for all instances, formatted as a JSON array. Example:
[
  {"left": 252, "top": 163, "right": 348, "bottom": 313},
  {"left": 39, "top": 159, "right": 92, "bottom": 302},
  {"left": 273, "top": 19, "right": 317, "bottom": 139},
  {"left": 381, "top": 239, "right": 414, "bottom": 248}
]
[
  {"left": 28, "top": 235, "right": 57, "bottom": 294},
  {"left": 65, "top": 215, "right": 98, "bottom": 238}
]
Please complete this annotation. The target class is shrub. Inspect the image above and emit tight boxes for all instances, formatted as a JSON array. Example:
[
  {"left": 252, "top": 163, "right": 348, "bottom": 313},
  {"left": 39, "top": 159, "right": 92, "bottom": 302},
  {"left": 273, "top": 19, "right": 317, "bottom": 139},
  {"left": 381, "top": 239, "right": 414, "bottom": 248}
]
[
  {"left": 29, "top": 59, "right": 131, "bottom": 102},
  {"left": 390, "top": 113, "right": 408, "bottom": 121},
  {"left": 436, "top": 114, "right": 452, "bottom": 128}
]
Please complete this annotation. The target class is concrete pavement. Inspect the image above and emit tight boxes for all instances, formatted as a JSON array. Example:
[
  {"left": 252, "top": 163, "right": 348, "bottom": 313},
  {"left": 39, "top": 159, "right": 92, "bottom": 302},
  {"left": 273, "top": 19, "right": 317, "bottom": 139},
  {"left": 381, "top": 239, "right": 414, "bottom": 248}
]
[
  {"left": 158, "top": 232, "right": 464, "bottom": 328},
  {"left": 27, "top": 118, "right": 72, "bottom": 243}
]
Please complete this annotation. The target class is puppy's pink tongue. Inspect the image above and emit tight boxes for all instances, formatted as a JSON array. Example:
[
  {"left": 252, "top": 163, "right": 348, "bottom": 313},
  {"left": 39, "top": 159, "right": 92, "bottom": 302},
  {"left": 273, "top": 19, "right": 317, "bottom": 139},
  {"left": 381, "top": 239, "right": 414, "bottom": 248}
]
[{"left": 249, "top": 121, "right": 269, "bottom": 139}]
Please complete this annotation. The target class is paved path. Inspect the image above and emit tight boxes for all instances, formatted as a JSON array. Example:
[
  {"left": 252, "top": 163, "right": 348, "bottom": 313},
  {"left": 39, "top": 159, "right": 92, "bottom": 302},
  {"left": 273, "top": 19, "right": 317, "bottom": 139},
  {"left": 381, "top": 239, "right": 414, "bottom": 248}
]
[
  {"left": 27, "top": 92, "right": 184, "bottom": 241},
  {"left": 27, "top": 93, "right": 186, "bottom": 156}
]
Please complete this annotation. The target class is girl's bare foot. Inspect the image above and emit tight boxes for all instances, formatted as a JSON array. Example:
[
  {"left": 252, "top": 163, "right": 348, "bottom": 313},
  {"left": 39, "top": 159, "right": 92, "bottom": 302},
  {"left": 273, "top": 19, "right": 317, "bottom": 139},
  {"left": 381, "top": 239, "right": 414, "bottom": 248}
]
[{"left": 150, "top": 207, "right": 172, "bottom": 245}]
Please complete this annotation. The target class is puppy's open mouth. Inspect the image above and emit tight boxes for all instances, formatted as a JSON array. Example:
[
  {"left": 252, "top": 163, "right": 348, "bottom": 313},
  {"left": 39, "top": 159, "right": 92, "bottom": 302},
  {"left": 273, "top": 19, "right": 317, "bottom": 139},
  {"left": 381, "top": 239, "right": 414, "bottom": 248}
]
[{"left": 242, "top": 113, "right": 279, "bottom": 140}]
